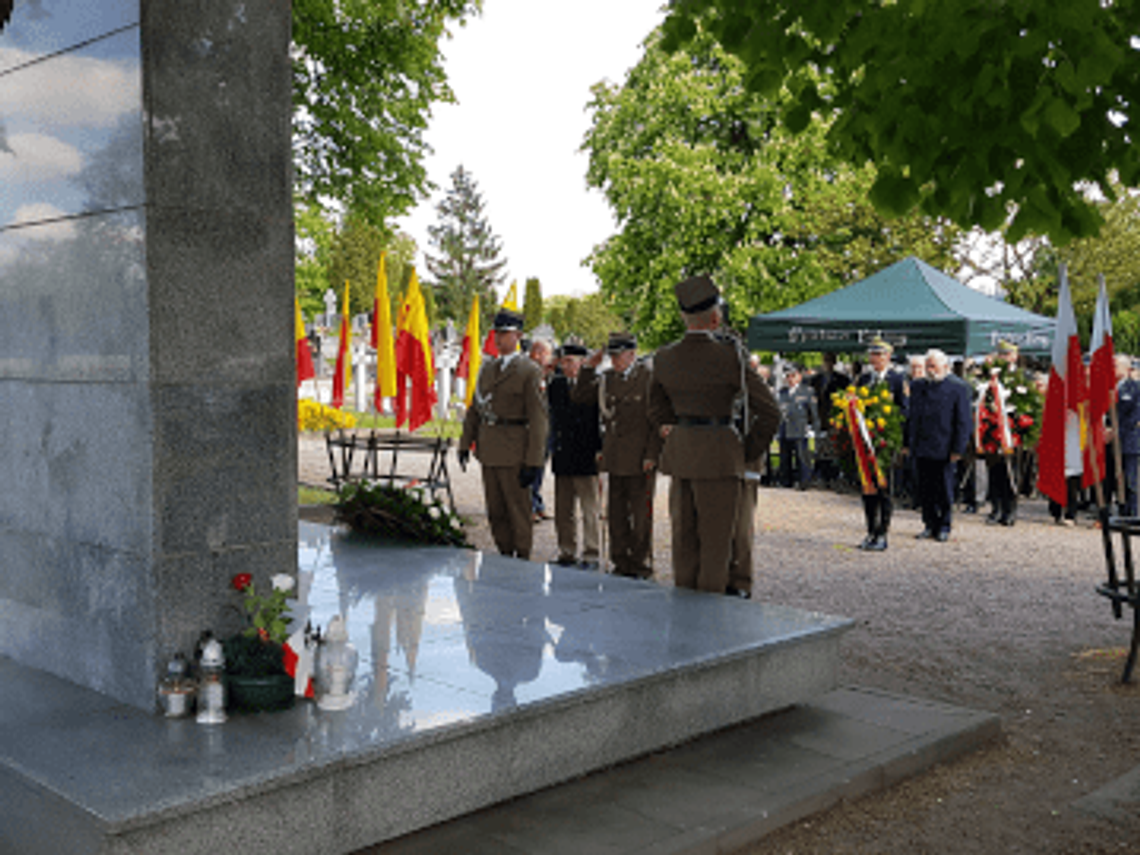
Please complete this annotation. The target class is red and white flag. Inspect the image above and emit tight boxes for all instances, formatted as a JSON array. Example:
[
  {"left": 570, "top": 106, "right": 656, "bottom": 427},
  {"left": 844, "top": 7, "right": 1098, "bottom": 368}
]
[
  {"left": 1087, "top": 275, "right": 1114, "bottom": 487},
  {"left": 1037, "top": 265, "right": 1088, "bottom": 505}
]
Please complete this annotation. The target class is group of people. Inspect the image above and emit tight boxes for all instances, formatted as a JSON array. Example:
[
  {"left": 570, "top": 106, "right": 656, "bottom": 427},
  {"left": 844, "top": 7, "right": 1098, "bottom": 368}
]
[
  {"left": 457, "top": 275, "right": 781, "bottom": 598},
  {"left": 455, "top": 271, "right": 1140, "bottom": 590}
]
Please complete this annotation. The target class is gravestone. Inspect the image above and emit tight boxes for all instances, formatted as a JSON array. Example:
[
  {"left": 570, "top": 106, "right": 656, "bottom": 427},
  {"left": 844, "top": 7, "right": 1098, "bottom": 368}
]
[{"left": 0, "top": 0, "right": 294, "bottom": 710}]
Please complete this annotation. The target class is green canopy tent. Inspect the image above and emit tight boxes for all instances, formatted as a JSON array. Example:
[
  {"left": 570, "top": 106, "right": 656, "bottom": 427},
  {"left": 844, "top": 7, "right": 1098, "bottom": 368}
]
[{"left": 748, "top": 256, "right": 1054, "bottom": 357}]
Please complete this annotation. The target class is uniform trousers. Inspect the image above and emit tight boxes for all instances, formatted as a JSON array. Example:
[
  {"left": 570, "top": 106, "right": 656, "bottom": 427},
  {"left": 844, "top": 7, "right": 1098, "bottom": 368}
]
[
  {"left": 728, "top": 475, "right": 759, "bottom": 594},
  {"left": 609, "top": 472, "right": 656, "bottom": 577},
  {"left": 986, "top": 456, "right": 1017, "bottom": 521},
  {"left": 481, "top": 465, "right": 533, "bottom": 559},
  {"left": 554, "top": 475, "right": 600, "bottom": 562},
  {"left": 916, "top": 456, "right": 956, "bottom": 534},
  {"left": 670, "top": 476, "right": 740, "bottom": 593}
]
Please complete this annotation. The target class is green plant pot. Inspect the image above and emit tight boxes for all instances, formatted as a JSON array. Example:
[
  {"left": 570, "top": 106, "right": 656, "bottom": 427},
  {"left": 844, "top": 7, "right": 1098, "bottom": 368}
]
[{"left": 227, "top": 673, "right": 295, "bottom": 713}]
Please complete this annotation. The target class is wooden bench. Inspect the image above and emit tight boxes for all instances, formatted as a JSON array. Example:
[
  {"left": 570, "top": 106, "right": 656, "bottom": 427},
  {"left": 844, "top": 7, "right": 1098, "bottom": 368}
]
[
  {"left": 324, "top": 429, "right": 455, "bottom": 512},
  {"left": 1097, "top": 512, "right": 1140, "bottom": 682}
]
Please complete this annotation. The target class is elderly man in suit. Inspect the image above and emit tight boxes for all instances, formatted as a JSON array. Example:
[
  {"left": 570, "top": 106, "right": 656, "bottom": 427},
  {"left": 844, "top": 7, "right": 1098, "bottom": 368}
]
[
  {"left": 1114, "top": 354, "right": 1140, "bottom": 516},
  {"left": 573, "top": 331, "right": 660, "bottom": 578},
  {"left": 458, "top": 309, "right": 549, "bottom": 559},
  {"left": 649, "top": 276, "right": 781, "bottom": 594},
  {"left": 906, "top": 349, "right": 973, "bottom": 542}
]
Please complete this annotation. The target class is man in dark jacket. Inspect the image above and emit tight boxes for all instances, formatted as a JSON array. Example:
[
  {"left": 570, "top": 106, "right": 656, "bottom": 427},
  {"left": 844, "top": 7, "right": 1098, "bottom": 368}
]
[
  {"left": 1115, "top": 354, "right": 1140, "bottom": 516},
  {"left": 547, "top": 341, "right": 603, "bottom": 568},
  {"left": 907, "top": 349, "right": 973, "bottom": 542}
]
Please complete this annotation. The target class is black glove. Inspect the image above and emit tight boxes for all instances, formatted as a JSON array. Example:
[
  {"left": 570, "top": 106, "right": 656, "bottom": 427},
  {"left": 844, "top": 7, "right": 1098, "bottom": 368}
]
[
  {"left": 457, "top": 449, "right": 469, "bottom": 472},
  {"left": 518, "top": 466, "right": 541, "bottom": 489}
]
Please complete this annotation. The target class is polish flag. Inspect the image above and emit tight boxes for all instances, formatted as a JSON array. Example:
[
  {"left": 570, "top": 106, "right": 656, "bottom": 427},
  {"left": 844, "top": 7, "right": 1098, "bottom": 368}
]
[
  {"left": 1087, "top": 275, "right": 1114, "bottom": 487},
  {"left": 1037, "top": 265, "right": 1086, "bottom": 505}
]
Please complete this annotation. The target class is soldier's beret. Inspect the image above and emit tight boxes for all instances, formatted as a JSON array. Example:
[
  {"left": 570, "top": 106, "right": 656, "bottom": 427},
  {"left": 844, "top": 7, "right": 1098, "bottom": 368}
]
[
  {"left": 997, "top": 340, "right": 1019, "bottom": 354},
  {"left": 674, "top": 275, "right": 720, "bottom": 314},
  {"left": 866, "top": 337, "right": 893, "bottom": 355},
  {"left": 561, "top": 341, "right": 588, "bottom": 357},
  {"left": 606, "top": 331, "right": 637, "bottom": 352},
  {"left": 493, "top": 309, "right": 525, "bottom": 332}
]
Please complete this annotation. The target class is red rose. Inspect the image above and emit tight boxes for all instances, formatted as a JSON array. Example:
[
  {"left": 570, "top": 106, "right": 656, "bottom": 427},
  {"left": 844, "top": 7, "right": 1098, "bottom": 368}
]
[{"left": 232, "top": 573, "right": 253, "bottom": 592}]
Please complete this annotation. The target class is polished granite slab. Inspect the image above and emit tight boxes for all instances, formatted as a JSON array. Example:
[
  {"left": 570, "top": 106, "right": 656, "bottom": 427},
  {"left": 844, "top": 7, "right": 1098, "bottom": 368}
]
[{"left": 0, "top": 522, "right": 853, "bottom": 854}]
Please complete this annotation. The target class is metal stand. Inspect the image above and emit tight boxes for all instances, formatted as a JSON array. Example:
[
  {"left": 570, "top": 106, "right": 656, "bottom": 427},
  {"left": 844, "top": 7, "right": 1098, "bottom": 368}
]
[{"left": 1097, "top": 509, "right": 1140, "bottom": 682}]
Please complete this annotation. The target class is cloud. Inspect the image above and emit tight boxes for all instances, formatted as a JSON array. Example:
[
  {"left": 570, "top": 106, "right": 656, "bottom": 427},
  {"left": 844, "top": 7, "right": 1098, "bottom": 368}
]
[
  {"left": 0, "top": 48, "right": 139, "bottom": 128},
  {"left": 0, "top": 132, "right": 83, "bottom": 182}
]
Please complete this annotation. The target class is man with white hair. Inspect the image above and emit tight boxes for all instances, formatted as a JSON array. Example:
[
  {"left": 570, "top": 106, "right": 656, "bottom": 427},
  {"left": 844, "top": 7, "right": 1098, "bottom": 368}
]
[
  {"left": 905, "top": 348, "right": 973, "bottom": 542},
  {"left": 1114, "top": 353, "right": 1140, "bottom": 516}
]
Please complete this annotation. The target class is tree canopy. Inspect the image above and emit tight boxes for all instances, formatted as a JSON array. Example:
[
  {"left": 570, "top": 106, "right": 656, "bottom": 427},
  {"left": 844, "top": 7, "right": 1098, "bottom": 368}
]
[
  {"left": 661, "top": 0, "right": 1140, "bottom": 246},
  {"left": 292, "top": 0, "right": 480, "bottom": 226},
  {"left": 583, "top": 27, "right": 960, "bottom": 349}
]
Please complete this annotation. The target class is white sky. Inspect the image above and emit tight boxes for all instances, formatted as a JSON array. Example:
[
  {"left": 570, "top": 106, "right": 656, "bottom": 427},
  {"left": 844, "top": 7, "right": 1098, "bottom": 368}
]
[{"left": 394, "top": 1, "right": 666, "bottom": 299}]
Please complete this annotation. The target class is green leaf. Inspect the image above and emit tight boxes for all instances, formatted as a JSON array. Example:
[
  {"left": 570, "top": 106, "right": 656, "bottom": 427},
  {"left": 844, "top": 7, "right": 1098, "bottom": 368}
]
[
  {"left": 784, "top": 102, "right": 813, "bottom": 134},
  {"left": 868, "top": 171, "right": 920, "bottom": 219},
  {"left": 1043, "top": 97, "right": 1081, "bottom": 138}
]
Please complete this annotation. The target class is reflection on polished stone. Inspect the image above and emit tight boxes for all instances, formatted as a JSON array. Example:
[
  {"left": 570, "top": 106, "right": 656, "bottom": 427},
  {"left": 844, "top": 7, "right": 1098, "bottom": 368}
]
[{"left": 298, "top": 521, "right": 849, "bottom": 739}]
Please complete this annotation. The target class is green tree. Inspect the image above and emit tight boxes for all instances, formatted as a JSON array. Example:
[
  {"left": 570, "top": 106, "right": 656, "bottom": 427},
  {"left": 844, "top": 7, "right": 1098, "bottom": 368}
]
[
  {"left": 295, "top": 199, "right": 336, "bottom": 320},
  {"left": 545, "top": 293, "right": 624, "bottom": 350},
  {"left": 327, "top": 214, "right": 388, "bottom": 318},
  {"left": 424, "top": 165, "right": 508, "bottom": 329},
  {"left": 523, "top": 277, "right": 544, "bottom": 331},
  {"left": 661, "top": 1, "right": 1140, "bottom": 245},
  {"left": 292, "top": 0, "right": 481, "bottom": 226},
  {"left": 584, "top": 27, "right": 960, "bottom": 349}
]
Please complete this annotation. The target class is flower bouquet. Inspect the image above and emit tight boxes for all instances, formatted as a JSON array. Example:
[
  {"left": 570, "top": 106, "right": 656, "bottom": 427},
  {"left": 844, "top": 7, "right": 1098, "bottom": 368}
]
[
  {"left": 223, "top": 572, "right": 298, "bottom": 712},
  {"left": 829, "top": 383, "right": 906, "bottom": 483}
]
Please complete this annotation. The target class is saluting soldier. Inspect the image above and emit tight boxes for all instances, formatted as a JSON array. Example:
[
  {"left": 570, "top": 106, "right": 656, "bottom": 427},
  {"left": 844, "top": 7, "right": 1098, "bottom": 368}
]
[
  {"left": 458, "top": 309, "right": 549, "bottom": 560},
  {"left": 854, "top": 337, "right": 907, "bottom": 551},
  {"left": 573, "top": 331, "right": 660, "bottom": 578},
  {"left": 649, "top": 276, "right": 781, "bottom": 594}
]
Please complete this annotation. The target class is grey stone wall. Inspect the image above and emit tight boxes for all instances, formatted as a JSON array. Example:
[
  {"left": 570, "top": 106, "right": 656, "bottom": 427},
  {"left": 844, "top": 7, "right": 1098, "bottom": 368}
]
[{"left": 0, "top": 0, "right": 295, "bottom": 709}]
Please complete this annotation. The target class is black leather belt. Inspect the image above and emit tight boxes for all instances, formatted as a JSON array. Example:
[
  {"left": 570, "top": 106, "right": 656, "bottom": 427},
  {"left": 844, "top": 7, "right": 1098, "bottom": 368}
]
[{"left": 676, "top": 416, "right": 731, "bottom": 427}]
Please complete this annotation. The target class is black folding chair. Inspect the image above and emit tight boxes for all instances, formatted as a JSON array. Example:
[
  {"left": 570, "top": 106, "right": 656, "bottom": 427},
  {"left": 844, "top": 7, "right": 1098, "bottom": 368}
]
[{"left": 1097, "top": 509, "right": 1140, "bottom": 683}]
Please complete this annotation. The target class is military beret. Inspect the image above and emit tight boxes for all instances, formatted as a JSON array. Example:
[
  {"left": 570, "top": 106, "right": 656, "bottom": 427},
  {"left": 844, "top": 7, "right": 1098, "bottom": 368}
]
[
  {"left": 561, "top": 341, "right": 588, "bottom": 357},
  {"left": 997, "top": 340, "right": 1019, "bottom": 354},
  {"left": 866, "top": 337, "right": 893, "bottom": 355},
  {"left": 606, "top": 331, "right": 637, "bottom": 353},
  {"left": 674, "top": 275, "right": 720, "bottom": 314},
  {"left": 493, "top": 309, "right": 525, "bottom": 332}
]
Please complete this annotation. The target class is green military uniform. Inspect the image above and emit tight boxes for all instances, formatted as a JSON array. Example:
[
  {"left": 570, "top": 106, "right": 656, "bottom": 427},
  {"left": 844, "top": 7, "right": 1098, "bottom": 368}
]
[
  {"left": 459, "top": 311, "right": 549, "bottom": 559},
  {"left": 572, "top": 332, "right": 661, "bottom": 578},
  {"left": 649, "top": 277, "right": 781, "bottom": 594}
]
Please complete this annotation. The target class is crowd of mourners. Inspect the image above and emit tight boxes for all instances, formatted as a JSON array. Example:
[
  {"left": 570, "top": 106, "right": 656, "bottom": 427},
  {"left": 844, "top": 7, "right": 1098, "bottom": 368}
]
[{"left": 455, "top": 272, "right": 1140, "bottom": 597}]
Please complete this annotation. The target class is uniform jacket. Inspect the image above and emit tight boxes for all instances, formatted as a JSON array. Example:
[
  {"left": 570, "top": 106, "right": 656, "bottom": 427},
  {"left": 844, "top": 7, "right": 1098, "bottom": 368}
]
[
  {"left": 648, "top": 331, "right": 781, "bottom": 479},
  {"left": 1118, "top": 377, "right": 1140, "bottom": 455},
  {"left": 571, "top": 360, "right": 660, "bottom": 476},
  {"left": 547, "top": 371, "right": 602, "bottom": 477},
  {"left": 857, "top": 366, "right": 908, "bottom": 415},
  {"left": 460, "top": 353, "right": 549, "bottom": 468},
  {"left": 907, "top": 374, "right": 973, "bottom": 460},
  {"left": 777, "top": 383, "right": 819, "bottom": 440}
]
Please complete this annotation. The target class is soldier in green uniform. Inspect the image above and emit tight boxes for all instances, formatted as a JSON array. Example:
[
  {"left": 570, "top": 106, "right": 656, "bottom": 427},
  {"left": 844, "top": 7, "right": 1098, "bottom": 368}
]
[
  {"left": 573, "top": 331, "right": 660, "bottom": 578},
  {"left": 649, "top": 276, "right": 781, "bottom": 594},
  {"left": 458, "top": 309, "right": 549, "bottom": 559}
]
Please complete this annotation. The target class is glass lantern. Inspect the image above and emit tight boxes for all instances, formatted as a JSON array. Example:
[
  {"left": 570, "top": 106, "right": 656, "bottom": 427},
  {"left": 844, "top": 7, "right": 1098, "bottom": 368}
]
[
  {"left": 196, "top": 638, "right": 227, "bottom": 724},
  {"left": 317, "top": 615, "right": 358, "bottom": 711},
  {"left": 157, "top": 653, "right": 195, "bottom": 718}
]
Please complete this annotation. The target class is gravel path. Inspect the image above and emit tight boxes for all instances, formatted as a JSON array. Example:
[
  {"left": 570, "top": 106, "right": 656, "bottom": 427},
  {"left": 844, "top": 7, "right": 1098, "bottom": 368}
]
[{"left": 300, "top": 435, "right": 1140, "bottom": 853}]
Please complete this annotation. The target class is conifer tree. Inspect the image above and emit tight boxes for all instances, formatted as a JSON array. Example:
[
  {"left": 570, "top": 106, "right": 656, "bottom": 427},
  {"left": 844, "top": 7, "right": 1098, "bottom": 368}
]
[
  {"left": 523, "top": 277, "right": 544, "bottom": 332},
  {"left": 424, "top": 165, "right": 508, "bottom": 328}
]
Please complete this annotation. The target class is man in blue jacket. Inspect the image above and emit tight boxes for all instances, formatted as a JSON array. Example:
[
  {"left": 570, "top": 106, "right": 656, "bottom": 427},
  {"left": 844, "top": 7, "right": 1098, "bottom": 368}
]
[
  {"left": 907, "top": 349, "right": 973, "bottom": 542},
  {"left": 1115, "top": 355, "right": 1140, "bottom": 516}
]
